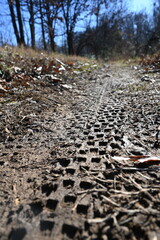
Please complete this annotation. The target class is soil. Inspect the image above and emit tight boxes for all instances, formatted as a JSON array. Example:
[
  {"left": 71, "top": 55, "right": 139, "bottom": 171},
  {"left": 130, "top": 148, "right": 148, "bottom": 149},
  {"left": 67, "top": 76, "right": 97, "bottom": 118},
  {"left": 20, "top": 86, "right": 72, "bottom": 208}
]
[{"left": 0, "top": 55, "right": 160, "bottom": 240}]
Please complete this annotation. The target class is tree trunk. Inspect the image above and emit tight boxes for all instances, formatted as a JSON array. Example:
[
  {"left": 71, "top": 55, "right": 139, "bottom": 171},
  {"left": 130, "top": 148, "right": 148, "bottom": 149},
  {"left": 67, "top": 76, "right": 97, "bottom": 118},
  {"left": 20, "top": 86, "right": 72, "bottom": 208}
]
[
  {"left": 15, "top": 0, "right": 25, "bottom": 46},
  {"left": 61, "top": 0, "right": 84, "bottom": 55},
  {"left": 28, "top": 0, "right": 35, "bottom": 49},
  {"left": 39, "top": 0, "right": 47, "bottom": 50},
  {"left": 46, "top": 1, "right": 55, "bottom": 51},
  {"left": 67, "top": 31, "right": 74, "bottom": 55},
  {"left": 7, "top": 0, "right": 21, "bottom": 45}
]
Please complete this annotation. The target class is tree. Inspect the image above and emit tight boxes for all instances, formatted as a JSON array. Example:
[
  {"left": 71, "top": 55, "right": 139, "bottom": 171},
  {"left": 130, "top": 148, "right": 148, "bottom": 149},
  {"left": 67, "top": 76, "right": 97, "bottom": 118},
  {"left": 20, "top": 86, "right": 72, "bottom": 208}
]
[
  {"left": 4, "top": 0, "right": 156, "bottom": 58},
  {"left": 44, "top": 0, "right": 61, "bottom": 51},
  {"left": 39, "top": 0, "right": 47, "bottom": 50},
  {"left": 35, "top": 0, "right": 62, "bottom": 51},
  {"left": 145, "top": 0, "right": 160, "bottom": 53},
  {"left": 133, "top": 12, "right": 151, "bottom": 55},
  {"left": 15, "top": 0, "right": 26, "bottom": 45},
  {"left": 26, "top": 0, "right": 36, "bottom": 48},
  {"left": 74, "top": 0, "right": 125, "bottom": 59},
  {"left": 7, "top": 0, "right": 26, "bottom": 46},
  {"left": 7, "top": 0, "right": 21, "bottom": 45},
  {"left": 153, "top": 0, "right": 160, "bottom": 35},
  {"left": 61, "top": 0, "right": 88, "bottom": 55}
]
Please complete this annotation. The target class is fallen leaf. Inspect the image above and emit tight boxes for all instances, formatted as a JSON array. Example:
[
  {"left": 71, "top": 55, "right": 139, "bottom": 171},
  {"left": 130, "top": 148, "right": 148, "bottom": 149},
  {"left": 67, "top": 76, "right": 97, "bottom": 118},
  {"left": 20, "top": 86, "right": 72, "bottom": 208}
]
[
  {"left": 59, "top": 65, "right": 66, "bottom": 71},
  {"left": 53, "top": 68, "right": 60, "bottom": 73},
  {"left": 66, "top": 61, "right": 74, "bottom": 66},
  {"left": 131, "top": 156, "right": 160, "bottom": 164},
  {"left": 37, "top": 66, "right": 42, "bottom": 72},
  {"left": 15, "top": 198, "right": 20, "bottom": 206},
  {"left": 112, "top": 155, "right": 160, "bottom": 167},
  {"left": 112, "top": 156, "right": 130, "bottom": 161},
  {"left": 5, "top": 127, "right": 10, "bottom": 134},
  {"left": 0, "top": 84, "right": 7, "bottom": 93},
  {"left": 12, "top": 66, "right": 21, "bottom": 73},
  {"left": 62, "top": 84, "right": 73, "bottom": 90},
  {"left": 55, "top": 58, "right": 66, "bottom": 66}
]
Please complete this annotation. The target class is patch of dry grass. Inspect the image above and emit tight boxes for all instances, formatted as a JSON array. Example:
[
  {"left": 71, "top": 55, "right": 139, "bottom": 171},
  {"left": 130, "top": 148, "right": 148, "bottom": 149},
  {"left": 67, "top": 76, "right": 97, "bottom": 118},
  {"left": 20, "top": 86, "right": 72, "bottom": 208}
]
[
  {"left": 127, "top": 82, "right": 149, "bottom": 92},
  {"left": 140, "top": 52, "right": 160, "bottom": 69},
  {"left": 0, "top": 45, "right": 94, "bottom": 65}
]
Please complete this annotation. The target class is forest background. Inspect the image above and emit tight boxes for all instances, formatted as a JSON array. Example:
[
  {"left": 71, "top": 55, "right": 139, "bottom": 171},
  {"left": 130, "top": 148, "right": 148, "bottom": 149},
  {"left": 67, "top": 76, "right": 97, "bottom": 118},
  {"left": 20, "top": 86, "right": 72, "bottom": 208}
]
[{"left": 0, "top": 0, "right": 160, "bottom": 59}]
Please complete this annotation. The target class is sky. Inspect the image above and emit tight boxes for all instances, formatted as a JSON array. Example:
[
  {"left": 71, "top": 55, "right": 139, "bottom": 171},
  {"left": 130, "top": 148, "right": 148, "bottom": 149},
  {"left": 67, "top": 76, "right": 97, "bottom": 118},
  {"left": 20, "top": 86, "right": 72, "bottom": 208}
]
[
  {"left": 0, "top": 0, "right": 155, "bottom": 46},
  {"left": 128, "top": 0, "right": 153, "bottom": 14}
]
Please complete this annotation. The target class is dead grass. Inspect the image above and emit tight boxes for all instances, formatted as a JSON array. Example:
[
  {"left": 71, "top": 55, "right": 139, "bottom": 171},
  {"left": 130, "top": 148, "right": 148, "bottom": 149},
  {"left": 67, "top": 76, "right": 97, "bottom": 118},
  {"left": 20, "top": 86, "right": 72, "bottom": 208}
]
[
  {"left": 127, "top": 83, "right": 149, "bottom": 92},
  {"left": 140, "top": 52, "right": 160, "bottom": 68},
  {"left": 108, "top": 56, "right": 141, "bottom": 68},
  {"left": 0, "top": 45, "right": 95, "bottom": 65}
]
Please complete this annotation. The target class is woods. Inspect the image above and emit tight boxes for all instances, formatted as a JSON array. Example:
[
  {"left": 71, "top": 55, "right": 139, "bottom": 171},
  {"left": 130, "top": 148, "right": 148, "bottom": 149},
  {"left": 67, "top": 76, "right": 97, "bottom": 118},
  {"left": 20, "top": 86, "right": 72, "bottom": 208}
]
[
  {"left": 1, "top": 0, "right": 160, "bottom": 58},
  {"left": 1, "top": 2, "right": 160, "bottom": 240}
]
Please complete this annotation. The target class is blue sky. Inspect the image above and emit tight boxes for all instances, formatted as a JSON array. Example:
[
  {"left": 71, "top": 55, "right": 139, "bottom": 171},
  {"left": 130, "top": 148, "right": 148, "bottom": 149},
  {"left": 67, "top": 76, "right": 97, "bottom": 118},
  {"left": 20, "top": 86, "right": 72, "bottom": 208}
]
[
  {"left": 0, "top": 0, "right": 154, "bottom": 46},
  {"left": 128, "top": 0, "right": 153, "bottom": 14}
]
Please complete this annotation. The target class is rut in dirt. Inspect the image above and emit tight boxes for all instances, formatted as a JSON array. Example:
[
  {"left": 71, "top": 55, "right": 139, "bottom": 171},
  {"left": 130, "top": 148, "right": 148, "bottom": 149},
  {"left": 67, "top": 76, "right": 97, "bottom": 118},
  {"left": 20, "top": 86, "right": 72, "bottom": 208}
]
[{"left": 0, "top": 64, "right": 160, "bottom": 240}]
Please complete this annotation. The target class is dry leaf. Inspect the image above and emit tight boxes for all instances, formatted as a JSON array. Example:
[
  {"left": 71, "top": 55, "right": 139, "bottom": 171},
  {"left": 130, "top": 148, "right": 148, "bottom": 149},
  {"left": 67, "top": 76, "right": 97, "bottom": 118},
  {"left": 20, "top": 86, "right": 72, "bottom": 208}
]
[
  {"left": 15, "top": 198, "right": 20, "bottom": 206},
  {"left": 131, "top": 156, "right": 160, "bottom": 164},
  {"left": 0, "top": 84, "right": 7, "bottom": 93},
  {"left": 112, "top": 155, "right": 160, "bottom": 166}
]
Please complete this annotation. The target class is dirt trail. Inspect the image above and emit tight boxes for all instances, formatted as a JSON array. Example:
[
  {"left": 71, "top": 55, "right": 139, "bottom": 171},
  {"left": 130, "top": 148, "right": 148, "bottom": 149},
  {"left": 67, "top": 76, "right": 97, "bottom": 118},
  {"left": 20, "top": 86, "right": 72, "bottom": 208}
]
[{"left": 0, "top": 63, "right": 160, "bottom": 240}]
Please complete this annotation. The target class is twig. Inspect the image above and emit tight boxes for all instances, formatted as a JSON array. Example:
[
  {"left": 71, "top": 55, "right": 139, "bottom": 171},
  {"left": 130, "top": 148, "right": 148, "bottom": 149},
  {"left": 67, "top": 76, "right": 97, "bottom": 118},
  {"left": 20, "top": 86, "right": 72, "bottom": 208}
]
[
  {"left": 87, "top": 214, "right": 112, "bottom": 224},
  {"left": 102, "top": 195, "right": 120, "bottom": 207},
  {"left": 112, "top": 167, "right": 160, "bottom": 172},
  {"left": 96, "top": 181, "right": 107, "bottom": 189},
  {"left": 119, "top": 208, "right": 141, "bottom": 214},
  {"left": 136, "top": 171, "right": 153, "bottom": 180},
  {"left": 94, "top": 176, "right": 115, "bottom": 183},
  {"left": 89, "top": 167, "right": 160, "bottom": 172},
  {"left": 81, "top": 167, "right": 112, "bottom": 189},
  {"left": 111, "top": 189, "right": 141, "bottom": 195},
  {"left": 113, "top": 214, "right": 121, "bottom": 232},
  {"left": 88, "top": 212, "right": 118, "bottom": 224},
  {"left": 128, "top": 131, "right": 155, "bottom": 155},
  {"left": 77, "top": 188, "right": 108, "bottom": 195},
  {"left": 114, "top": 176, "right": 117, "bottom": 190},
  {"left": 128, "top": 176, "right": 142, "bottom": 190},
  {"left": 72, "top": 193, "right": 87, "bottom": 211},
  {"left": 129, "top": 176, "right": 155, "bottom": 201},
  {"left": 119, "top": 217, "right": 134, "bottom": 225}
]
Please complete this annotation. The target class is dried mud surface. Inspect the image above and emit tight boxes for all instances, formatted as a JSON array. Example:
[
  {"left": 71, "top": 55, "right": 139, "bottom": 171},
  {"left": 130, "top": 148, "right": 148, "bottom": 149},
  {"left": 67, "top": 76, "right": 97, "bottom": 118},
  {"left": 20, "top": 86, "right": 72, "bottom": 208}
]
[{"left": 0, "top": 61, "right": 160, "bottom": 240}]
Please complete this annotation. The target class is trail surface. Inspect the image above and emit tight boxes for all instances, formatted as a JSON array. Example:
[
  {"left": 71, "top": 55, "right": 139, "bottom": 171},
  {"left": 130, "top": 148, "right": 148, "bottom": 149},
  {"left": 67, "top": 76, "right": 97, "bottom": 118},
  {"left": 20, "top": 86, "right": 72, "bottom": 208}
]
[{"left": 0, "top": 63, "right": 160, "bottom": 240}]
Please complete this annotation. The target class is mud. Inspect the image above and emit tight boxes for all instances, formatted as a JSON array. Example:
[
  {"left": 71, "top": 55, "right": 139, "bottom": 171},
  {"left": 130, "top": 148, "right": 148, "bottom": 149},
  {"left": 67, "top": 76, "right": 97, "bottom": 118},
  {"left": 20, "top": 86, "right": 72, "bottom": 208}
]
[{"left": 0, "top": 63, "right": 160, "bottom": 240}]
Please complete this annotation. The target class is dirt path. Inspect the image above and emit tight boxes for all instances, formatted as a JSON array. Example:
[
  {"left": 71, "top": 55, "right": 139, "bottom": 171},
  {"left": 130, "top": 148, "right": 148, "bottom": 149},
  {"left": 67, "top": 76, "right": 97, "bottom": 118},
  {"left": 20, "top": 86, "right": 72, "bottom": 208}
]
[{"left": 0, "top": 63, "right": 160, "bottom": 240}]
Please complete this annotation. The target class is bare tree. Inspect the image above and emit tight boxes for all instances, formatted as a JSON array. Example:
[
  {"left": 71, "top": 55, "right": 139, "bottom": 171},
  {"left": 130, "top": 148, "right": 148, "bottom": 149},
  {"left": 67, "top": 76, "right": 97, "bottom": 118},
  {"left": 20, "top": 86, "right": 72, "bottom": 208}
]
[
  {"left": 26, "top": 0, "right": 36, "bottom": 48},
  {"left": 61, "top": 0, "right": 88, "bottom": 55},
  {"left": 153, "top": 0, "right": 160, "bottom": 34},
  {"left": 44, "top": 0, "right": 61, "bottom": 51},
  {"left": 35, "top": 0, "right": 62, "bottom": 51},
  {"left": 38, "top": 0, "right": 47, "bottom": 50},
  {"left": 7, "top": 0, "right": 21, "bottom": 45},
  {"left": 15, "top": 0, "right": 26, "bottom": 45}
]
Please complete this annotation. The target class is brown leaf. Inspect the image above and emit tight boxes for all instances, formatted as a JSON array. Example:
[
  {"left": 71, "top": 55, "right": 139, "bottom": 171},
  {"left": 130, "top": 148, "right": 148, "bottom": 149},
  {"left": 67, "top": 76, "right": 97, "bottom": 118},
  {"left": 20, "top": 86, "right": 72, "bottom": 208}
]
[
  {"left": 0, "top": 84, "right": 7, "bottom": 93},
  {"left": 67, "top": 61, "right": 74, "bottom": 66},
  {"left": 112, "top": 155, "right": 160, "bottom": 167},
  {"left": 53, "top": 68, "right": 60, "bottom": 73},
  {"left": 131, "top": 156, "right": 160, "bottom": 164}
]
